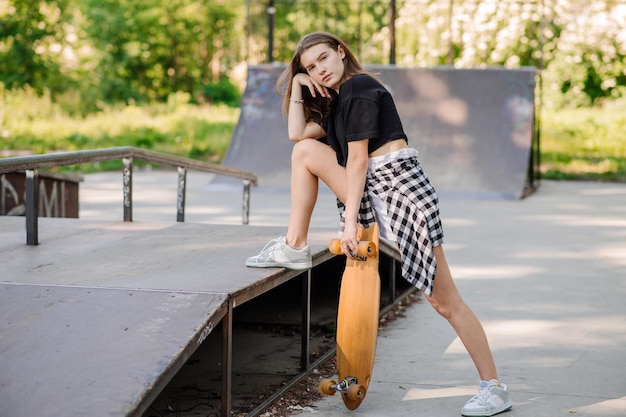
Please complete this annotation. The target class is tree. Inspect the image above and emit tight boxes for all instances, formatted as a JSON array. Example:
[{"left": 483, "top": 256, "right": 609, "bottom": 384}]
[
  {"left": 0, "top": 0, "right": 71, "bottom": 93},
  {"left": 391, "top": 0, "right": 625, "bottom": 107},
  {"left": 246, "top": 0, "right": 389, "bottom": 65},
  {"left": 80, "top": 0, "right": 243, "bottom": 102}
]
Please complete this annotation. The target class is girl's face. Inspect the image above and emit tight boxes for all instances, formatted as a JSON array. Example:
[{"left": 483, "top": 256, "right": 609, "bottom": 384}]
[{"left": 300, "top": 43, "right": 346, "bottom": 91}]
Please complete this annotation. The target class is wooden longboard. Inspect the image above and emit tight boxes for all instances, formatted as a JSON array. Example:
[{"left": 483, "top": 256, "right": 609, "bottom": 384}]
[{"left": 319, "top": 223, "right": 380, "bottom": 410}]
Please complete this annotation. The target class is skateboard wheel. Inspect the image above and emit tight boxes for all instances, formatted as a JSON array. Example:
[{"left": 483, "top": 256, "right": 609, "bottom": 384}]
[
  {"left": 329, "top": 240, "right": 377, "bottom": 257},
  {"left": 329, "top": 239, "right": 342, "bottom": 255},
  {"left": 346, "top": 383, "right": 365, "bottom": 400},
  {"left": 357, "top": 241, "right": 377, "bottom": 257},
  {"left": 318, "top": 378, "right": 337, "bottom": 395}
]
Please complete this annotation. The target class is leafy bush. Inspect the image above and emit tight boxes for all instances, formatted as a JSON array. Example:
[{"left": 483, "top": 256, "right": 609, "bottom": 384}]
[{"left": 202, "top": 78, "right": 241, "bottom": 108}]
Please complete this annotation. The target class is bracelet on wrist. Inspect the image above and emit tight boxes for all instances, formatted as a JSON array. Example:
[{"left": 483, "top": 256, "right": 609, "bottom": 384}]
[{"left": 290, "top": 98, "right": 304, "bottom": 104}]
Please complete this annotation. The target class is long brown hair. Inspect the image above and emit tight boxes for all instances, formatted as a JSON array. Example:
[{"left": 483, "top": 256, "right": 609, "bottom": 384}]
[{"left": 276, "top": 32, "right": 371, "bottom": 125}]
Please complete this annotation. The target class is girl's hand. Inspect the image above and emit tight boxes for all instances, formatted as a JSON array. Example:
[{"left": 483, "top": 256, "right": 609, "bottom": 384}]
[
  {"left": 293, "top": 73, "right": 330, "bottom": 99},
  {"left": 341, "top": 221, "right": 359, "bottom": 259}
]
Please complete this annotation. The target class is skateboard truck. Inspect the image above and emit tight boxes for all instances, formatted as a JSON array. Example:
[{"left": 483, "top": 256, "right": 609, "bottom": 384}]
[
  {"left": 334, "top": 376, "right": 358, "bottom": 393},
  {"left": 319, "top": 376, "right": 366, "bottom": 401}
]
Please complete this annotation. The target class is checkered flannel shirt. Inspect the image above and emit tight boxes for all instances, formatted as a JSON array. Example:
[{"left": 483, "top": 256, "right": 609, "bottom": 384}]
[{"left": 336, "top": 153, "right": 443, "bottom": 296}]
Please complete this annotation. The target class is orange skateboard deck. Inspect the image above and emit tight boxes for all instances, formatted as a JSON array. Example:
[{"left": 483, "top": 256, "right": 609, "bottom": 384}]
[{"left": 319, "top": 223, "right": 380, "bottom": 410}]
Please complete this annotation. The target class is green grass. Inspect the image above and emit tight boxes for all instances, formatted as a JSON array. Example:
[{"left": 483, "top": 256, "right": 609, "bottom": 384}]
[
  {"left": 0, "top": 88, "right": 239, "bottom": 173},
  {"left": 540, "top": 105, "right": 626, "bottom": 182}
]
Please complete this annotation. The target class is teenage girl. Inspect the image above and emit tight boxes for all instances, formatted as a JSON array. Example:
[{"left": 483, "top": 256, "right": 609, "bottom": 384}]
[{"left": 246, "top": 32, "right": 512, "bottom": 417}]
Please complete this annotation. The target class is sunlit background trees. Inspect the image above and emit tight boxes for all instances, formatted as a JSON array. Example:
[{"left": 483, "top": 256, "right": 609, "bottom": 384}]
[{"left": 2, "top": 0, "right": 625, "bottom": 109}]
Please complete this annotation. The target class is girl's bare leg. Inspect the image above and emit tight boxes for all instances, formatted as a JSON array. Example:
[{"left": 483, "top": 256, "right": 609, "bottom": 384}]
[
  {"left": 285, "top": 139, "right": 347, "bottom": 248},
  {"left": 424, "top": 245, "right": 499, "bottom": 381}
]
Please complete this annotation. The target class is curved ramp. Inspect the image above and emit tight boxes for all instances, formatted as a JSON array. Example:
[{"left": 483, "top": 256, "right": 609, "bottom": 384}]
[{"left": 220, "top": 64, "right": 537, "bottom": 199}]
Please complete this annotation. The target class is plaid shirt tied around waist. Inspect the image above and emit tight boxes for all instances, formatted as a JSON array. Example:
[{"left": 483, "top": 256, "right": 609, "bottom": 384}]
[{"left": 337, "top": 151, "right": 444, "bottom": 296}]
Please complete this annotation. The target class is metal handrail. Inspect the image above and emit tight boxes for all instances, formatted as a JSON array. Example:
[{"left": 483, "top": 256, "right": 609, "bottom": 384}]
[{"left": 0, "top": 146, "right": 258, "bottom": 245}]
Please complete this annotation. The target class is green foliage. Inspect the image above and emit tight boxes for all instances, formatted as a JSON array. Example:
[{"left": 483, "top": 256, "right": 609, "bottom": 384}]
[
  {"left": 0, "top": 0, "right": 71, "bottom": 93},
  {"left": 244, "top": 0, "right": 626, "bottom": 109},
  {"left": 78, "top": 0, "right": 244, "bottom": 103},
  {"left": 203, "top": 78, "right": 241, "bottom": 108},
  {"left": 541, "top": 105, "right": 626, "bottom": 182},
  {"left": 263, "top": 0, "right": 389, "bottom": 65},
  {"left": 0, "top": 86, "right": 239, "bottom": 170},
  {"left": 2, "top": 0, "right": 625, "bottom": 109}
]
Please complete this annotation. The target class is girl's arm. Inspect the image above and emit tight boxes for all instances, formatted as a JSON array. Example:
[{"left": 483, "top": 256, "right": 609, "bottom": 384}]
[
  {"left": 341, "top": 139, "right": 369, "bottom": 258},
  {"left": 287, "top": 73, "right": 328, "bottom": 142}
]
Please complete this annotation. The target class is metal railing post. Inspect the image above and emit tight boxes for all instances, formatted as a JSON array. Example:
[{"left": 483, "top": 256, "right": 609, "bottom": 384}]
[
  {"left": 388, "top": 259, "right": 397, "bottom": 305},
  {"left": 25, "top": 169, "right": 39, "bottom": 245},
  {"left": 122, "top": 157, "right": 133, "bottom": 222},
  {"left": 176, "top": 166, "right": 187, "bottom": 222},
  {"left": 242, "top": 180, "right": 251, "bottom": 225},
  {"left": 300, "top": 270, "right": 311, "bottom": 371},
  {"left": 221, "top": 300, "right": 233, "bottom": 417}
]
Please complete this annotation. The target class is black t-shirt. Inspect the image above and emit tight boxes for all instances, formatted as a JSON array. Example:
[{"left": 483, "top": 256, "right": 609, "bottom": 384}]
[{"left": 322, "top": 73, "right": 408, "bottom": 167}]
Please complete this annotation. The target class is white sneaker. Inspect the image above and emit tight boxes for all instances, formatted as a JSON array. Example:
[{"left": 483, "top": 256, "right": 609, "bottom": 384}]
[
  {"left": 461, "top": 380, "right": 513, "bottom": 417},
  {"left": 245, "top": 237, "right": 312, "bottom": 270}
]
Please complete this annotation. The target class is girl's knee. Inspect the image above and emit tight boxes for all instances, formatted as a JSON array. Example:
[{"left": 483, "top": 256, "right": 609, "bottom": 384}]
[
  {"left": 292, "top": 138, "right": 317, "bottom": 152},
  {"left": 292, "top": 139, "right": 330, "bottom": 168},
  {"left": 426, "top": 294, "right": 464, "bottom": 321},
  {"left": 292, "top": 139, "right": 313, "bottom": 163},
  {"left": 428, "top": 298, "right": 451, "bottom": 320}
]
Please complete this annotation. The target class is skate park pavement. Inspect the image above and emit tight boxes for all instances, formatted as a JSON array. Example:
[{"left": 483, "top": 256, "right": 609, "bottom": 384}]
[{"left": 78, "top": 171, "right": 626, "bottom": 417}]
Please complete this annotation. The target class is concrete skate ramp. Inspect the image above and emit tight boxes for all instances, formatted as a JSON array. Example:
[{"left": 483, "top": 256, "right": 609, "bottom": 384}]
[{"left": 220, "top": 64, "right": 537, "bottom": 199}]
